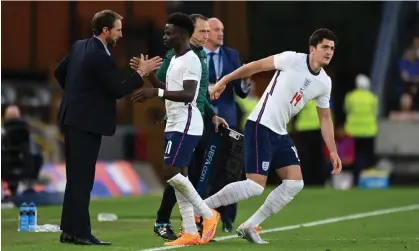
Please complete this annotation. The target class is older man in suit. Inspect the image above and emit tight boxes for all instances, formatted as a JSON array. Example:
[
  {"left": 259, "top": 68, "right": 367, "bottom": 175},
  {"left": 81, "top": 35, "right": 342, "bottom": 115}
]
[
  {"left": 204, "top": 17, "right": 251, "bottom": 232},
  {"left": 54, "top": 9, "right": 161, "bottom": 245}
]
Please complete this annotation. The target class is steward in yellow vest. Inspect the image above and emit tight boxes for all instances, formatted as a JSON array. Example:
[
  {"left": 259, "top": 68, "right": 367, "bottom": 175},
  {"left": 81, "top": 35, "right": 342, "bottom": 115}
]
[
  {"left": 344, "top": 82, "right": 378, "bottom": 138},
  {"left": 344, "top": 74, "right": 378, "bottom": 186}
]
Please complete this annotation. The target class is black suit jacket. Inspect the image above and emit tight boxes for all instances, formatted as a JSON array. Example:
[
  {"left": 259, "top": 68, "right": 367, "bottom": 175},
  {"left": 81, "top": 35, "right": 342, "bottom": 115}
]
[{"left": 54, "top": 37, "right": 143, "bottom": 136}]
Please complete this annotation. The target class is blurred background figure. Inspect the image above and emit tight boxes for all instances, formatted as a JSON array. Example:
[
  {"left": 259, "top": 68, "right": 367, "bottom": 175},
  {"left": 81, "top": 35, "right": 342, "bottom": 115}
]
[
  {"left": 1, "top": 105, "right": 43, "bottom": 199},
  {"left": 399, "top": 47, "right": 419, "bottom": 100},
  {"left": 389, "top": 93, "right": 419, "bottom": 121},
  {"left": 344, "top": 74, "right": 378, "bottom": 185}
]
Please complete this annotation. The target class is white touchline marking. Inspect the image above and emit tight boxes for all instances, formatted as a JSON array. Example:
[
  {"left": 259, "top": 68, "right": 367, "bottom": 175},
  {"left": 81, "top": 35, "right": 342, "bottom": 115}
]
[
  {"left": 2, "top": 218, "right": 182, "bottom": 223},
  {"left": 137, "top": 204, "right": 419, "bottom": 251}
]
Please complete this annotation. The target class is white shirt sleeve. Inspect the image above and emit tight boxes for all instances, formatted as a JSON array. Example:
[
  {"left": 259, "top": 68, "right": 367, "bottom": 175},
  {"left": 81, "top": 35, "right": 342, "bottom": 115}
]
[
  {"left": 316, "top": 78, "right": 332, "bottom": 108},
  {"left": 273, "top": 51, "right": 298, "bottom": 71},
  {"left": 183, "top": 56, "right": 201, "bottom": 81}
]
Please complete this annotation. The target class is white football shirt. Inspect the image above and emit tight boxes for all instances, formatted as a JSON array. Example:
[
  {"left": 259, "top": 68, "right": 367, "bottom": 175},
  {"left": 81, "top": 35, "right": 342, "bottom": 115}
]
[
  {"left": 248, "top": 51, "right": 332, "bottom": 135},
  {"left": 165, "top": 50, "right": 204, "bottom": 136}
]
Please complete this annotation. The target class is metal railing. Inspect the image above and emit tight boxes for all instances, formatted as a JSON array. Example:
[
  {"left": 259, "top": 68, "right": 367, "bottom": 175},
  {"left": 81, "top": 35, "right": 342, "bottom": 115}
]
[{"left": 370, "top": 1, "right": 402, "bottom": 117}]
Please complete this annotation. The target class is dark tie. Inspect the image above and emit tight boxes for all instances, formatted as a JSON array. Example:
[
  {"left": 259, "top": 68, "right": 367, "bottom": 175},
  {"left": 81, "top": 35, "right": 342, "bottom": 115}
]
[{"left": 208, "top": 52, "right": 217, "bottom": 83}]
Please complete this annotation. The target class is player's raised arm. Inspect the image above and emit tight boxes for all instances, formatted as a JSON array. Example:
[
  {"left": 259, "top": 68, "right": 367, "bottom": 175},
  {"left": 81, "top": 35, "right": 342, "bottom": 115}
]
[
  {"left": 220, "top": 56, "right": 276, "bottom": 85},
  {"left": 222, "top": 51, "right": 297, "bottom": 85},
  {"left": 210, "top": 51, "right": 297, "bottom": 100}
]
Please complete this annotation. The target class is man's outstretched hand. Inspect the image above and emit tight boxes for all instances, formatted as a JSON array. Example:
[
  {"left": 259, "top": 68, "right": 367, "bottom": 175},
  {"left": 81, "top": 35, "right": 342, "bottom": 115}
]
[{"left": 130, "top": 54, "right": 162, "bottom": 77}]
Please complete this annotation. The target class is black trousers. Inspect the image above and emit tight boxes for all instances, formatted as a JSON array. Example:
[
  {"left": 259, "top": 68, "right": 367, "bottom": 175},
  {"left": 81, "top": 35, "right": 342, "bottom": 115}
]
[
  {"left": 60, "top": 126, "right": 102, "bottom": 237},
  {"left": 353, "top": 137, "right": 375, "bottom": 185},
  {"left": 296, "top": 129, "right": 327, "bottom": 186}
]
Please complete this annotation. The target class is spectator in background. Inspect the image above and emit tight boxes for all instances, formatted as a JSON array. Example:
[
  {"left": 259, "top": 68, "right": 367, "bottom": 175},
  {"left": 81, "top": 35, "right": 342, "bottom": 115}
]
[
  {"left": 344, "top": 74, "right": 378, "bottom": 185},
  {"left": 389, "top": 93, "right": 419, "bottom": 121},
  {"left": 1, "top": 105, "right": 43, "bottom": 196},
  {"left": 2, "top": 105, "right": 42, "bottom": 164},
  {"left": 399, "top": 47, "right": 419, "bottom": 96}
]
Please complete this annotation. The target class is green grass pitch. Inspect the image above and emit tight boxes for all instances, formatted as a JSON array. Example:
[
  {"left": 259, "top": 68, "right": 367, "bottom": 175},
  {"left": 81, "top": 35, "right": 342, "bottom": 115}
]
[{"left": 2, "top": 188, "right": 419, "bottom": 251}]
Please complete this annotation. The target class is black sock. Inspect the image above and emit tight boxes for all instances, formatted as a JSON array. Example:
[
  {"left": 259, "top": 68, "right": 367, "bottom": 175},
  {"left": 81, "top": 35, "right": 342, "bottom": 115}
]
[{"left": 156, "top": 184, "right": 177, "bottom": 223}]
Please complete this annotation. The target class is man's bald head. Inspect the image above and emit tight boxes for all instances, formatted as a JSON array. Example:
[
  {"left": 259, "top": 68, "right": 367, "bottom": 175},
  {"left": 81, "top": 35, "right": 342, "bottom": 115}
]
[
  {"left": 208, "top": 17, "right": 222, "bottom": 25},
  {"left": 207, "top": 17, "right": 224, "bottom": 48},
  {"left": 4, "top": 105, "right": 21, "bottom": 120}
]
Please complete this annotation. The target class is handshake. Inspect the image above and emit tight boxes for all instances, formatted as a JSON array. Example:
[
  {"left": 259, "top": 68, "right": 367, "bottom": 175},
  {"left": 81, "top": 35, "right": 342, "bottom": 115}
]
[
  {"left": 129, "top": 54, "right": 163, "bottom": 103},
  {"left": 130, "top": 54, "right": 162, "bottom": 78}
]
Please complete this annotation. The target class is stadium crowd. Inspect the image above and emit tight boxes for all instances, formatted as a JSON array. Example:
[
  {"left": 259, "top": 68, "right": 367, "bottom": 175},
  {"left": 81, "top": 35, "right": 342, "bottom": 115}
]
[{"left": 390, "top": 16, "right": 419, "bottom": 121}]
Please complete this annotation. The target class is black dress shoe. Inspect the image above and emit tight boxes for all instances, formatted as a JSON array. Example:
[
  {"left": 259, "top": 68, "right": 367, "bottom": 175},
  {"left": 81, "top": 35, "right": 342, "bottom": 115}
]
[
  {"left": 61, "top": 233, "right": 111, "bottom": 246},
  {"left": 60, "top": 232, "right": 75, "bottom": 243},
  {"left": 87, "top": 235, "right": 111, "bottom": 245},
  {"left": 73, "top": 236, "right": 93, "bottom": 245}
]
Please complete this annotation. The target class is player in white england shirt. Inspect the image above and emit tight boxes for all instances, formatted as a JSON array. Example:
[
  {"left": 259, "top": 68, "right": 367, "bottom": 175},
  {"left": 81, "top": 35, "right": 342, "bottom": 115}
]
[
  {"left": 198, "top": 28, "right": 343, "bottom": 244},
  {"left": 163, "top": 50, "right": 204, "bottom": 136},
  {"left": 131, "top": 13, "right": 220, "bottom": 246}
]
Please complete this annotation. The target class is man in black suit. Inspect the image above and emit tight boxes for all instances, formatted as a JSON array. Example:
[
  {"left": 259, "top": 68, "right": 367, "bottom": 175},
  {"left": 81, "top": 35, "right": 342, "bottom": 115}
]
[{"left": 54, "top": 9, "right": 161, "bottom": 245}]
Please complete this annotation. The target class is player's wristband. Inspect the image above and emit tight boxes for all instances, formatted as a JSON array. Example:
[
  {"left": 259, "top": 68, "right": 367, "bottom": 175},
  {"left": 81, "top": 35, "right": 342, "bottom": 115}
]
[{"left": 158, "top": 89, "right": 164, "bottom": 97}]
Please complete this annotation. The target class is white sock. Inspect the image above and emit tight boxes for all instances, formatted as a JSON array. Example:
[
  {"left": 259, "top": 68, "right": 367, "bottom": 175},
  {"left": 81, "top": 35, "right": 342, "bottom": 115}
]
[
  {"left": 204, "top": 179, "right": 264, "bottom": 209},
  {"left": 168, "top": 174, "right": 213, "bottom": 219},
  {"left": 245, "top": 180, "right": 304, "bottom": 226},
  {"left": 174, "top": 189, "right": 197, "bottom": 235}
]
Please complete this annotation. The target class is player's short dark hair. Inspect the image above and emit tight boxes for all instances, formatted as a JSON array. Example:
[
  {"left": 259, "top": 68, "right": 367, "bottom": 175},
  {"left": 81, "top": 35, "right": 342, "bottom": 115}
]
[
  {"left": 92, "top": 10, "right": 123, "bottom": 36},
  {"left": 167, "top": 12, "right": 195, "bottom": 37},
  {"left": 189, "top": 14, "right": 208, "bottom": 25},
  {"left": 309, "top": 28, "right": 338, "bottom": 47}
]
